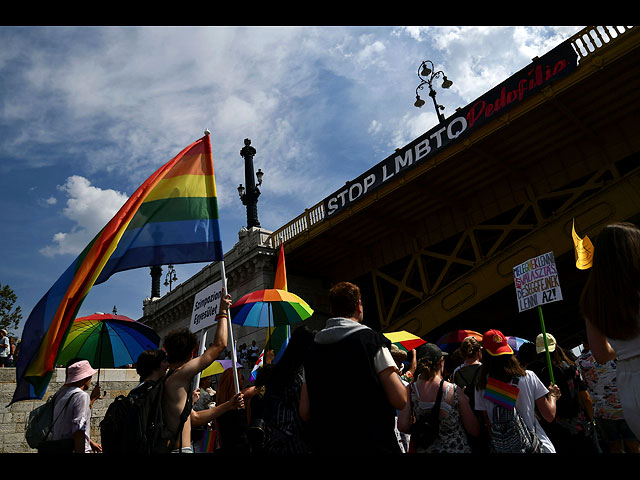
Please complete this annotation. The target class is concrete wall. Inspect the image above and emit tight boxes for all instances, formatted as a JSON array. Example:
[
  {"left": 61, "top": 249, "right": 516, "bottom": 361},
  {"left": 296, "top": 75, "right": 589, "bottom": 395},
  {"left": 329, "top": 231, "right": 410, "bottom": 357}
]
[{"left": 0, "top": 367, "right": 140, "bottom": 453}]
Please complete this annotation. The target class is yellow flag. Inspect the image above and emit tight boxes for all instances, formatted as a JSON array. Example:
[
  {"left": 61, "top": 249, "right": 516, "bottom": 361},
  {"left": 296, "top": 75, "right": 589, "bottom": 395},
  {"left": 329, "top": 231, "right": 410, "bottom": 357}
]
[{"left": 572, "top": 219, "right": 594, "bottom": 269}]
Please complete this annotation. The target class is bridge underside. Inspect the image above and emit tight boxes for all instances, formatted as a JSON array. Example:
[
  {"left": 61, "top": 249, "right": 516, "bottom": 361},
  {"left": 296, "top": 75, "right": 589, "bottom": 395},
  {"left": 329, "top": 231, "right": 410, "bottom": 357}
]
[{"left": 284, "top": 29, "right": 640, "bottom": 347}]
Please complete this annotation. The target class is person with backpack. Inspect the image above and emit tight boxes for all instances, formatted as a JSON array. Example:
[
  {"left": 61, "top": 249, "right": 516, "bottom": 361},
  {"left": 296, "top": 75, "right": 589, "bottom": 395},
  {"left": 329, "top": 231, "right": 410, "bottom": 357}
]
[
  {"left": 51, "top": 359, "right": 103, "bottom": 453},
  {"left": 474, "top": 329, "right": 561, "bottom": 453},
  {"left": 452, "top": 335, "right": 487, "bottom": 453},
  {"left": 452, "top": 336, "right": 482, "bottom": 385},
  {"left": 398, "top": 343, "right": 481, "bottom": 453}
]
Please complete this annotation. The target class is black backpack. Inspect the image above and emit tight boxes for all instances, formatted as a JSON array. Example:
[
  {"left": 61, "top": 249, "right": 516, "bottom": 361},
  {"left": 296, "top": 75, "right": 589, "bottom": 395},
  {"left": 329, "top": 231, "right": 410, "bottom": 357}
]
[
  {"left": 100, "top": 372, "right": 184, "bottom": 454},
  {"left": 409, "top": 378, "right": 444, "bottom": 450}
]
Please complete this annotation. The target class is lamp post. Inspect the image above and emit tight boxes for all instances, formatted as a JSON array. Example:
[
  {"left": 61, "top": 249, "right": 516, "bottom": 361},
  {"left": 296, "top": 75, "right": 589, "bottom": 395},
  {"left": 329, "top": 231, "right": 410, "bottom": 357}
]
[
  {"left": 414, "top": 59, "right": 453, "bottom": 124},
  {"left": 150, "top": 266, "right": 162, "bottom": 298},
  {"left": 164, "top": 264, "right": 178, "bottom": 292},
  {"left": 238, "top": 138, "right": 264, "bottom": 229}
]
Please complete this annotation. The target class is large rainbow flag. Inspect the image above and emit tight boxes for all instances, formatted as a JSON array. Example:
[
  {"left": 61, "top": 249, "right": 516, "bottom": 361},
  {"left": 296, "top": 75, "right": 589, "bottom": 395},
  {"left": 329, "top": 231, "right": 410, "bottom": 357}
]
[{"left": 12, "top": 133, "right": 223, "bottom": 403}]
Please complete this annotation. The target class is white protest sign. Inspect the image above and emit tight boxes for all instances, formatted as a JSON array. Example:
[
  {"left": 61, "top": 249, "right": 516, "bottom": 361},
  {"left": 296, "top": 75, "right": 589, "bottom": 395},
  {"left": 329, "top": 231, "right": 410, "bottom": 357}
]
[
  {"left": 190, "top": 279, "right": 224, "bottom": 333},
  {"left": 513, "top": 251, "right": 563, "bottom": 313}
]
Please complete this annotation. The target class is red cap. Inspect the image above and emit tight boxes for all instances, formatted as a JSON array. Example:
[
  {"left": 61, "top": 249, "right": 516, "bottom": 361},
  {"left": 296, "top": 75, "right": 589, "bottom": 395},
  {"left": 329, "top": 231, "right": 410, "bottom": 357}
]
[{"left": 482, "top": 329, "right": 513, "bottom": 356}]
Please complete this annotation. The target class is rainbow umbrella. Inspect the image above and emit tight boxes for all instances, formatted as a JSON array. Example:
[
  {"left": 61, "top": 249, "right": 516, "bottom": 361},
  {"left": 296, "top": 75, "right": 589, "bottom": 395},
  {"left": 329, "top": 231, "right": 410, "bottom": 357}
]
[
  {"left": 230, "top": 289, "right": 313, "bottom": 329},
  {"left": 57, "top": 313, "right": 160, "bottom": 381},
  {"left": 201, "top": 359, "right": 242, "bottom": 378},
  {"left": 384, "top": 331, "right": 426, "bottom": 352},
  {"left": 436, "top": 330, "right": 483, "bottom": 353}
]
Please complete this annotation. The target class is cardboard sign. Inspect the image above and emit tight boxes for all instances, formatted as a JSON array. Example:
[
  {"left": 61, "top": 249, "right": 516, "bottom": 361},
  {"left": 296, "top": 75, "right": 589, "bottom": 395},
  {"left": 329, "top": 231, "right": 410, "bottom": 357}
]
[
  {"left": 513, "top": 251, "right": 563, "bottom": 312},
  {"left": 190, "top": 279, "right": 224, "bottom": 333}
]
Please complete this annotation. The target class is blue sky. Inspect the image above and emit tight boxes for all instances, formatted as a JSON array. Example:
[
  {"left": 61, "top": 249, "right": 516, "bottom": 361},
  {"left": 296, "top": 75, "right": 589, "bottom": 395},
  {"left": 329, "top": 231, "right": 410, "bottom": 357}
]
[{"left": 0, "top": 26, "right": 582, "bottom": 338}]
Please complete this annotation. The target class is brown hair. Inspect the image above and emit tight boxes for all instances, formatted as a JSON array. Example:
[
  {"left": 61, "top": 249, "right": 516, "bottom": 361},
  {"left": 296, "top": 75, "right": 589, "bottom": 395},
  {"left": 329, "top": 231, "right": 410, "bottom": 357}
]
[
  {"left": 580, "top": 222, "right": 640, "bottom": 340},
  {"left": 457, "top": 336, "right": 482, "bottom": 359},
  {"left": 476, "top": 352, "right": 526, "bottom": 391},
  {"left": 415, "top": 358, "right": 442, "bottom": 381},
  {"left": 329, "top": 282, "right": 361, "bottom": 318},
  {"left": 163, "top": 328, "right": 198, "bottom": 364}
]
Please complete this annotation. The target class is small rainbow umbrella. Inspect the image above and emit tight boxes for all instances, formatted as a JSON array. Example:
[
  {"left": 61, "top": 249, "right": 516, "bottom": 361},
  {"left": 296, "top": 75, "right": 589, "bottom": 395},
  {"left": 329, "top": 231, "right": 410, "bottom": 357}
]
[
  {"left": 506, "top": 336, "right": 532, "bottom": 353},
  {"left": 384, "top": 331, "right": 426, "bottom": 352},
  {"left": 230, "top": 289, "right": 314, "bottom": 329},
  {"left": 436, "top": 330, "right": 483, "bottom": 353},
  {"left": 202, "top": 359, "right": 242, "bottom": 378},
  {"left": 57, "top": 313, "right": 160, "bottom": 381}
]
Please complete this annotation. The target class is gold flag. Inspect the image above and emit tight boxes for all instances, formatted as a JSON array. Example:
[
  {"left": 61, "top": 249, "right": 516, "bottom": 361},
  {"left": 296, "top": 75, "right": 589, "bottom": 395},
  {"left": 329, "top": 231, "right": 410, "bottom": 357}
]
[{"left": 572, "top": 219, "right": 594, "bottom": 269}]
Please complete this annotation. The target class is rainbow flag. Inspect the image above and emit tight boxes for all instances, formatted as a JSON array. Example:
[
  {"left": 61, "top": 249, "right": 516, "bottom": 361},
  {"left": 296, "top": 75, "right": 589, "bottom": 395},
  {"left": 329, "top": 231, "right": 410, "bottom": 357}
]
[
  {"left": 200, "top": 429, "right": 216, "bottom": 453},
  {"left": 250, "top": 244, "right": 290, "bottom": 383},
  {"left": 12, "top": 133, "right": 223, "bottom": 403},
  {"left": 484, "top": 377, "right": 520, "bottom": 410},
  {"left": 249, "top": 325, "right": 290, "bottom": 383},
  {"left": 274, "top": 243, "right": 288, "bottom": 292}
]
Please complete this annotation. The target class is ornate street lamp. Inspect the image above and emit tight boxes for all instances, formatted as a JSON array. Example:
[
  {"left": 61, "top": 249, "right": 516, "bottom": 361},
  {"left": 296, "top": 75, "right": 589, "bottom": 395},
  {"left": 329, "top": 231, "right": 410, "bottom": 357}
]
[
  {"left": 164, "top": 264, "right": 178, "bottom": 292},
  {"left": 238, "top": 138, "right": 264, "bottom": 229},
  {"left": 414, "top": 59, "right": 453, "bottom": 124}
]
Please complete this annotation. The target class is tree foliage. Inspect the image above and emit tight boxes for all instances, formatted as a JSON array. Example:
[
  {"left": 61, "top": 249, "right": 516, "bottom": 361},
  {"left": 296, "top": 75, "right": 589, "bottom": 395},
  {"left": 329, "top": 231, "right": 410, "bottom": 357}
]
[{"left": 0, "top": 283, "right": 22, "bottom": 334}]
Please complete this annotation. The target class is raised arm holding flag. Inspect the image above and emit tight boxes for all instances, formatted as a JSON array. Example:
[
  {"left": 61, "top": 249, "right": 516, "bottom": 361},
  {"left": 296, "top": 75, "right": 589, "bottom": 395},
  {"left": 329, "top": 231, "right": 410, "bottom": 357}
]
[{"left": 13, "top": 131, "right": 227, "bottom": 404}]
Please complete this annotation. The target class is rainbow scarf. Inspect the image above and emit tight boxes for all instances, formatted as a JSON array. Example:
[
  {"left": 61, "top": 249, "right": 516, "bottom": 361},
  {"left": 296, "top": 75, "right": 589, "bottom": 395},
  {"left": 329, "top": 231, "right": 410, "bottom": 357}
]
[
  {"left": 484, "top": 377, "right": 520, "bottom": 410},
  {"left": 12, "top": 134, "right": 223, "bottom": 403}
]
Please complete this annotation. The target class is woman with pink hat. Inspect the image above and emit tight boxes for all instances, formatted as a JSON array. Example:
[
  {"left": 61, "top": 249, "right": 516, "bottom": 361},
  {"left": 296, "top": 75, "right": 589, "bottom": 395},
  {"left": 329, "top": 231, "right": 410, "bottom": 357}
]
[
  {"left": 474, "top": 329, "right": 561, "bottom": 453},
  {"left": 48, "top": 359, "right": 103, "bottom": 453}
]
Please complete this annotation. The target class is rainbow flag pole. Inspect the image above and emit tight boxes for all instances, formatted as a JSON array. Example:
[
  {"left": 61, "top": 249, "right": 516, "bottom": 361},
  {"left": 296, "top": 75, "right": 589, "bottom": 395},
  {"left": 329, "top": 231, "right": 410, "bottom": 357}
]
[{"left": 12, "top": 130, "right": 226, "bottom": 403}]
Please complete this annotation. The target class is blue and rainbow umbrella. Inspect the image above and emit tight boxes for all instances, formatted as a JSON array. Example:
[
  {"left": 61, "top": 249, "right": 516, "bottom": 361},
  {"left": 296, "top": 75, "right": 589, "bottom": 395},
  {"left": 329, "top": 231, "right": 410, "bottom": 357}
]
[
  {"left": 230, "top": 289, "right": 313, "bottom": 329},
  {"left": 57, "top": 313, "right": 160, "bottom": 376}
]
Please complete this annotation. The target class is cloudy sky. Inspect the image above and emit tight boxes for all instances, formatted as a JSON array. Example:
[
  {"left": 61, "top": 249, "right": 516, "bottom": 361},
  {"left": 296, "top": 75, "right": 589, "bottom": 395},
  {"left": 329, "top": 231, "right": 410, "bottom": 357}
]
[{"left": 0, "top": 26, "right": 583, "bottom": 337}]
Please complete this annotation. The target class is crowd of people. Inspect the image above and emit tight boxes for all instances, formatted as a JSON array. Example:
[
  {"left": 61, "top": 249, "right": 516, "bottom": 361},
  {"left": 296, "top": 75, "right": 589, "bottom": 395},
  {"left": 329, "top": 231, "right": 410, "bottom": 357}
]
[
  {"left": 0, "top": 329, "right": 18, "bottom": 367},
  {"left": 41, "top": 221, "right": 640, "bottom": 454}
]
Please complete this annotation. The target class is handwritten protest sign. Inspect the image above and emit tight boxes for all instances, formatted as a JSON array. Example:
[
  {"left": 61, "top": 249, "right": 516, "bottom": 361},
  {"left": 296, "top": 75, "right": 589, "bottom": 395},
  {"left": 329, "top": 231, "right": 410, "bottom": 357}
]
[
  {"left": 513, "top": 251, "right": 563, "bottom": 313},
  {"left": 190, "top": 279, "right": 223, "bottom": 333}
]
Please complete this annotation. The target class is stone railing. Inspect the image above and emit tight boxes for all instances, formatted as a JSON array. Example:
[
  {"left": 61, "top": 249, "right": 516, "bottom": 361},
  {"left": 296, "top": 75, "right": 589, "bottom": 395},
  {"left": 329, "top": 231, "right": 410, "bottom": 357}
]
[
  {"left": 266, "top": 26, "right": 636, "bottom": 250},
  {"left": 0, "top": 367, "right": 139, "bottom": 453},
  {"left": 568, "top": 25, "right": 634, "bottom": 61}
]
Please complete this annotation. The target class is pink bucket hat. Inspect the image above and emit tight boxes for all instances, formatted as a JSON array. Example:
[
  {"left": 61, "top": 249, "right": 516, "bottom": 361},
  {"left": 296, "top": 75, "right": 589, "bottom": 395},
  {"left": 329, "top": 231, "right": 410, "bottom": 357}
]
[{"left": 65, "top": 360, "right": 98, "bottom": 384}]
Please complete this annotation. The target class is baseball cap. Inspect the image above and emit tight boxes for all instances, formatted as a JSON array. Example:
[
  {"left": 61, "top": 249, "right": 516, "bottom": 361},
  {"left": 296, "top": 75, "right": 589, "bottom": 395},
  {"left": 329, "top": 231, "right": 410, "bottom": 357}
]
[
  {"left": 482, "top": 329, "right": 514, "bottom": 356},
  {"left": 416, "top": 343, "right": 447, "bottom": 363}
]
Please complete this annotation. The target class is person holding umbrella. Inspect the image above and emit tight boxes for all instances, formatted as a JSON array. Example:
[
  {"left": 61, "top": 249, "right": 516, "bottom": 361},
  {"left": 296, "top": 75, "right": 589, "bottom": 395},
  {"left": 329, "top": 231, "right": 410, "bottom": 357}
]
[{"left": 49, "top": 359, "right": 103, "bottom": 453}]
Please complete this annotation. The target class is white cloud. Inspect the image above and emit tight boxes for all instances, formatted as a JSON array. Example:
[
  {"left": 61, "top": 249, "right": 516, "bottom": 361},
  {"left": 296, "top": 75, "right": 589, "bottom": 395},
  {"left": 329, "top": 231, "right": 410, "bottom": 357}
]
[
  {"left": 368, "top": 120, "right": 382, "bottom": 135},
  {"left": 45, "top": 196, "right": 57, "bottom": 205},
  {"left": 356, "top": 37, "right": 386, "bottom": 67},
  {"left": 40, "top": 175, "right": 129, "bottom": 257}
]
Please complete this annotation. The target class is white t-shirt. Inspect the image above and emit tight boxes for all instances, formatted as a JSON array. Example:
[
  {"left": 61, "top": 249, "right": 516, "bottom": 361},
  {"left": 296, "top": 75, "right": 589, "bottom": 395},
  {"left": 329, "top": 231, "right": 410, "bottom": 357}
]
[
  {"left": 373, "top": 345, "right": 397, "bottom": 374},
  {"left": 474, "top": 370, "right": 556, "bottom": 453},
  {"left": 0, "top": 336, "right": 9, "bottom": 358},
  {"left": 51, "top": 386, "right": 92, "bottom": 453}
]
